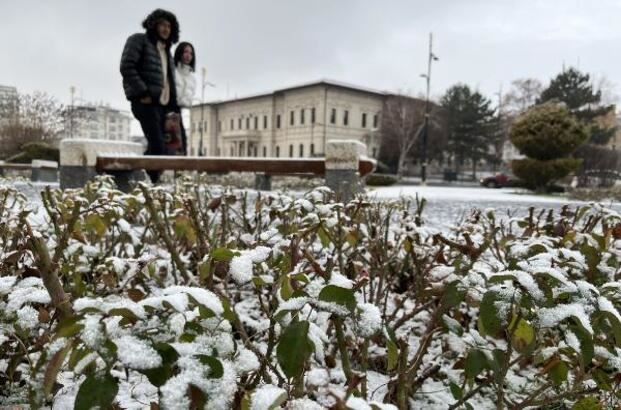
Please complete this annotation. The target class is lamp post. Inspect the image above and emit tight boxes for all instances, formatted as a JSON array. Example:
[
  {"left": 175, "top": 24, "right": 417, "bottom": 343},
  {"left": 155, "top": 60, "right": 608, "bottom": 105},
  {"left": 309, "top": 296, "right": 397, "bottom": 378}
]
[
  {"left": 69, "top": 86, "right": 76, "bottom": 138},
  {"left": 198, "top": 67, "right": 216, "bottom": 156},
  {"left": 420, "top": 33, "right": 439, "bottom": 185}
]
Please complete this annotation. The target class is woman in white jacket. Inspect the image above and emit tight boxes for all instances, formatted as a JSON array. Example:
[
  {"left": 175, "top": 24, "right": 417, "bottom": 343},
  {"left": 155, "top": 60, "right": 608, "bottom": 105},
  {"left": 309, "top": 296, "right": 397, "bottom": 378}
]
[{"left": 173, "top": 42, "right": 196, "bottom": 155}]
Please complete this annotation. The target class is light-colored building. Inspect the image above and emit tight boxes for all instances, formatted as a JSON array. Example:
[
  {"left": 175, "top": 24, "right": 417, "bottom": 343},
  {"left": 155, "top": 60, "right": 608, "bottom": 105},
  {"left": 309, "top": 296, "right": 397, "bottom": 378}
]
[
  {"left": 64, "top": 104, "right": 132, "bottom": 141},
  {"left": 189, "top": 80, "right": 388, "bottom": 158},
  {"left": 0, "top": 85, "right": 18, "bottom": 120}
]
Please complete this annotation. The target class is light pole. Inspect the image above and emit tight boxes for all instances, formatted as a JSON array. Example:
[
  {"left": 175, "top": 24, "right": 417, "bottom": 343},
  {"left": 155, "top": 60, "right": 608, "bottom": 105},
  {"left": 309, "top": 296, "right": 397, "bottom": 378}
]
[
  {"left": 69, "top": 86, "right": 76, "bottom": 138},
  {"left": 198, "top": 67, "right": 216, "bottom": 156},
  {"left": 420, "top": 33, "right": 439, "bottom": 185}
]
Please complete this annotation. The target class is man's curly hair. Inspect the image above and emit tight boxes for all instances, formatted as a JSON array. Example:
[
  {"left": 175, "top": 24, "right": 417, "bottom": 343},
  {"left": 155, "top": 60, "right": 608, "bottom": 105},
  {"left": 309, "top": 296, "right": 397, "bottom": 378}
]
[{"left": 142, "top": 9, "right": 180, "bottom": 45}]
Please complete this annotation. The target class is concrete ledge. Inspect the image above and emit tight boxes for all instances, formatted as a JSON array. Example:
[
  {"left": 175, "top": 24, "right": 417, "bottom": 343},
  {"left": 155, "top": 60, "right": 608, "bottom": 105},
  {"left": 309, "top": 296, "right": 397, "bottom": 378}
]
[
  {"left": 31, "top": 160, "right": 58, "bottom": 182},
  {"left": 60, "top": 139, "right": 144, "bottom": 167},
  {"left": 60, "top": 139, "right": 144, "bottom": 189},
  {"left": 325, "top": 140, "right": 366, "bottom": 170}
]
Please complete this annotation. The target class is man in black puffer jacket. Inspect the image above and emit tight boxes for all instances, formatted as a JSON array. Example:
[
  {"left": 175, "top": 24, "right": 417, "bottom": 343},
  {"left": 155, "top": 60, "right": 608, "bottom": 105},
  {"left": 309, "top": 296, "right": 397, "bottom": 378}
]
[{"left": 120, "top": 9, "right": 180, "bottom": 183}]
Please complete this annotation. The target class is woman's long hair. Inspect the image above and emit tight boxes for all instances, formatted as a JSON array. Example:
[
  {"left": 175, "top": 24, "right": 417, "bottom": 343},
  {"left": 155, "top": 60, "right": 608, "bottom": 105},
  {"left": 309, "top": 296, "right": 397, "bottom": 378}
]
[
  {"left": 142, "top": 9, "right": 180, "bottom": 45},
  {"left": 174, "top": 42, "right": 196, "bottom": 71}
]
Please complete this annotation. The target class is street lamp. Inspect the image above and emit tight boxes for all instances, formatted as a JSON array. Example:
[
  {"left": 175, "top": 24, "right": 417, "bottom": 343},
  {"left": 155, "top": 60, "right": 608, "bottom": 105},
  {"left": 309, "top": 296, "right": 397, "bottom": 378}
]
[
  {"left": 420, "top": 32, "right": 439, "bottom": 186},
  {"left": 198, "top": 67, "right": 216, "bottom": 156},
  {"left": 69, "top": 86, "right": 76, "bottom": 138}
]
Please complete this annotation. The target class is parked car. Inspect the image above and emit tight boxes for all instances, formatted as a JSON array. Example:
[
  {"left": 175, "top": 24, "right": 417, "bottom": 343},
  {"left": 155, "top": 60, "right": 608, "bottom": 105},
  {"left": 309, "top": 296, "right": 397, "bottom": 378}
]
[{"left": 480, "top": 172, "right": 510, "bottom": 188}]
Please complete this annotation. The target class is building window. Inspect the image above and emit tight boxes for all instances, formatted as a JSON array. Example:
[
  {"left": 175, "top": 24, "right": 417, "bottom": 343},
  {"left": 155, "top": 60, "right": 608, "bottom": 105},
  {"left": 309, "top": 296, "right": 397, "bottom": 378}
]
[
  {"left": 230, "top": 119, "right": 234, "bottom": 130},
  {"left": 238, "top": 118, "right": 242, "bottom": 129},
  {"left": 343, "top": 110, "right": 349, "bottom": 126},
  {"left": 276, "top": 115, "right": 281, "bottom": 129},
  {"left": 191, "top": 122, "right": 195, "bottom": 133},
  {"left": 310, "top": 143, "right": 315, "bottom": 156},
  {"left": 276, "top": 146, "right": 280, "bottom": 157},
  {"left": 372, "top": 147, "right": 377, "bottom": 157},
  {"left": 246, "top": 117, "right": 250, "bottom": 129},
  {"left": 218, "top": 121, "right": 222, "bottom": 132},
  {"left": 253, "top": 146, "right": 258, "bottom": 157},
  {"left": 230, "top": 146, "right": 234, "bottom": 156},
  {"left": 262, "top": 146, "right": 266, "bottom": 157},
  {"left": 373, "top": 114, "right": 378, "bottom": 128},
  {"left": 299, "top": 144, "right": 304, "bottom": 157},
  {"left": 330, "top": 108, "right": 336, "bottom": 124},
  {"left": 204, "top": 121, "right": 207, "bottom": 131},
  {"left": 290, "top": 111, "right": 294, "bottom": 126},
  {"left": 263, "top": 115, "right": 268, "bottom": 129},
  {"left": 254, "top": 117, "right": 258, "bottom": 130},
  {"left": 311, "top": 108, "right": 316, "bottom": 123},
  {"left": 362, "top": 113, "right": 367, "bottom": 128},
  {"left": 300, "top": 109, "right": 305, "bottom": 125},
  {"left": 289, "top": 144, "right": 294, "bottom": 157}
]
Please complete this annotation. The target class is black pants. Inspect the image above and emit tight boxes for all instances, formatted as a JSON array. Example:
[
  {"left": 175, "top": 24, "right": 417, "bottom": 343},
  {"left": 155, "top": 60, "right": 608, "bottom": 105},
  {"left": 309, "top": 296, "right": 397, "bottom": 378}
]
[{"left": 131, "top": 101, "right": 166, "bottom": 183}]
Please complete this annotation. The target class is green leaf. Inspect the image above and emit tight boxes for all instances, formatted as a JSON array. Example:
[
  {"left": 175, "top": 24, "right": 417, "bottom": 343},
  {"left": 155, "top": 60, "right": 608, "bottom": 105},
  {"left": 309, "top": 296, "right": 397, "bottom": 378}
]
[
  {"left": 549, "top": 361, "right": 568, "bottom": 386},
  {"left": 54, "top": 316, "right": 84, "bottom": 339},
  {"left": 386, "top": 337, "right": 398, "bottom": 371},
  {"left": 477, "top": 291, "right": 504, "bottom": 337},
  {"left": 593, "top": 368, "right": 613, "bottom": 391},
  {"left": 211, "top": 247, "right": 235, "bottom": 262},
  {"left": 277, "top": 320, "right": 312, "bottom": 379},
  {"left": 68, "top": 346, "right": 92, "bottom": 371},
  {"left": 280, "top": 276, "right": 294, "bottom": 301},
  {"left": 108, "top": 308, "right": 139, "bottom": 324},
  {"left": 441, "top": 281, "right": 465, "bottom": 310},
  {"left": 196, "top": 355, "right": 224, "bottom": 379},
  {"left": 598, "top": 310, "right": 621, "bottom": 347},
  {"left": 449, "top": 381, "right": 463, "bottom": 400},
  {"left": 464, "top": 350, "right": 487, "bottom": 382},
  {"left": 442, "top": 314, "right": 464, "bottom": 336},
  {"left": 44, "top": 341, "right": 72, "bottom": 396},
  {"left": 572, "top": 396, "right": 603, "bottom": 410},
  {"left": 220, "top": 296, "right": 238, "bottom": 322},
  {"left": 85, "top": 213, "right": 107, "bottom": 238},
  {"left": 511, "top": 318, "right": 536, "bottom": 353},
  {"left": 74, "top": 372, "right": 118, "bottom": 410},
  {"left": 140, "top": 343, "right": 179, "bottom": 387},
  {"left": 318, "top": 285, "right": 357, "bottom": 313},
  {"left": 318, "top": 226, "right": 331, "bottom": 248}
]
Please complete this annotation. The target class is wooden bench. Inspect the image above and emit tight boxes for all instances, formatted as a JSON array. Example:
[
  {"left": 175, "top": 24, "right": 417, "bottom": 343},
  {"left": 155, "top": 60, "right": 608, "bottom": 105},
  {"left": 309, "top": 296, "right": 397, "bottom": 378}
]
[{"left": 60, "top": 139, "right": 375, "bottom": 201}]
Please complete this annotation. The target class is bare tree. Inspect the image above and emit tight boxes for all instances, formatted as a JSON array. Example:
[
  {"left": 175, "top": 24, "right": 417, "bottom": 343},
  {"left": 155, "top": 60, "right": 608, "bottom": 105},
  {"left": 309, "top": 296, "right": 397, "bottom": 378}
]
[
  {"left": 0, "top": 91, "right": 68, "bottom": 159},
  {"left": 503, "top": 78, "right": 543, "bottom": 115},
  {"left": 379, "top": 95, "right": 427, "bottom": 178}
]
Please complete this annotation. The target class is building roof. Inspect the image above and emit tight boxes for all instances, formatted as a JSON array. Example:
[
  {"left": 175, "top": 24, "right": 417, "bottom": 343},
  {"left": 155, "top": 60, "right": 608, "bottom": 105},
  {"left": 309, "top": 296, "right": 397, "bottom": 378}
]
[{"left": 200, "top": 79, "right": 389, "bottom": 107}]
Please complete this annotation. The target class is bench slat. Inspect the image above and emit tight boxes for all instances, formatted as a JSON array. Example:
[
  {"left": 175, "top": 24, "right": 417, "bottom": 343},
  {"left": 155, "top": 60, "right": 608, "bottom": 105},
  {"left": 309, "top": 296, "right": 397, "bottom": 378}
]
[{"left": 96, "top": 156, "right": 375, "bottom": 177}]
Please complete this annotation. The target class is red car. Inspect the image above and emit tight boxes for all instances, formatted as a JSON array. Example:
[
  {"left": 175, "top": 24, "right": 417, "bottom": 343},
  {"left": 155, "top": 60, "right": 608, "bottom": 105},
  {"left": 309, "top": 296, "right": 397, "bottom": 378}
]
[{"left": 480, "top": 173, "right": 510, "bottom": 188}]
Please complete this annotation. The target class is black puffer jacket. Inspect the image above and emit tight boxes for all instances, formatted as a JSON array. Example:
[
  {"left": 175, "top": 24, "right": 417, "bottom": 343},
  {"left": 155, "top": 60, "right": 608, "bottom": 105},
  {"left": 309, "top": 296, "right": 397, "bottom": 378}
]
[{"left": 120, "top": 33, "right": 176, "bottom": 104}]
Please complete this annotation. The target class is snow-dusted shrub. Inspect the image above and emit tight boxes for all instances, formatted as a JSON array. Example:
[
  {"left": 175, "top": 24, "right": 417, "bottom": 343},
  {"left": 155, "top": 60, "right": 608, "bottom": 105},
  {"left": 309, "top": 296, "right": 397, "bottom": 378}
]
[{"left": 1, "top": 177, "right": 621, "bottom": 409}]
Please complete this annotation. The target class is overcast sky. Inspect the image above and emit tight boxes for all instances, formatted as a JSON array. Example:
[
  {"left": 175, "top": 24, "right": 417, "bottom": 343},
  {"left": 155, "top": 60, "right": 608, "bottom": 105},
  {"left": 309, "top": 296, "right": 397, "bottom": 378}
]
[{"left": 2, "top": 0, "right": 620, "bottom": 118}]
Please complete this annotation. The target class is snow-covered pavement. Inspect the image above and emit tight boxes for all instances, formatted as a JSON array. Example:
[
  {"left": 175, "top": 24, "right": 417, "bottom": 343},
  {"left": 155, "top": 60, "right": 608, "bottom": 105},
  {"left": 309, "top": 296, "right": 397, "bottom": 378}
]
[{"left": 366, "top": 185, "right": 617, "bottom": 230}]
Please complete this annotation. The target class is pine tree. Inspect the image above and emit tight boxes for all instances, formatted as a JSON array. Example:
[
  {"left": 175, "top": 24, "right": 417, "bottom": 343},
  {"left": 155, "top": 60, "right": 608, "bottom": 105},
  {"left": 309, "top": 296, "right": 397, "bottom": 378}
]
[
  {"left": 441, "top": 84, "right": 495, "bottom": 178},
  {"left": 538, "top": 67, "right": 616, "bottom": 145}
]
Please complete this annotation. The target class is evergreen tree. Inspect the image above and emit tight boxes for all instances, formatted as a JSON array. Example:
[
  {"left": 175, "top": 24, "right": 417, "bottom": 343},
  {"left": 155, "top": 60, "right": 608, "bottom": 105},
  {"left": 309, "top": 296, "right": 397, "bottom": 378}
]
[
  {"left": 441, "top": 84, "right": 495, "bottom": 178},
  {"left": 510, "top": 102, "right": 587, "bottom": 192},
  {"left": 538, "top": 67, "right": 616, "bottom": 145}
]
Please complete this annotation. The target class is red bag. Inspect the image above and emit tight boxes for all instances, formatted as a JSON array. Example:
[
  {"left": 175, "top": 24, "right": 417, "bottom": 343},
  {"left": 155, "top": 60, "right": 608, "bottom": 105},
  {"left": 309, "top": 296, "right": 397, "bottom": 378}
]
[{"left": 164, "top": 112, "right": 183, "bottom": 155}]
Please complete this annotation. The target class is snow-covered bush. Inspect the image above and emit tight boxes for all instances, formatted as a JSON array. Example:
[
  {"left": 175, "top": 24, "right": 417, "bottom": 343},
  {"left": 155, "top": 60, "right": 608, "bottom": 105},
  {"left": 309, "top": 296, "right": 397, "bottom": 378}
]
[{"left": 0, "top": 176, "right": 620, "bottom": 409}]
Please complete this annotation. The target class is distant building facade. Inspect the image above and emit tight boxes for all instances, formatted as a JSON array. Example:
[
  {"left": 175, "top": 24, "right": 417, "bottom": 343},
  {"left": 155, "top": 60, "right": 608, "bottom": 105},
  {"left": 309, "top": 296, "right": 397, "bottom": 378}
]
[
  {"left": 64, "top": 104, "right": 132, "bottom": 141},
  {"left": 188, "top": 80, "right": 391, "bottom": 158},
  {"left": 0, "top": 85, "right": 18, "bottom": 121}
]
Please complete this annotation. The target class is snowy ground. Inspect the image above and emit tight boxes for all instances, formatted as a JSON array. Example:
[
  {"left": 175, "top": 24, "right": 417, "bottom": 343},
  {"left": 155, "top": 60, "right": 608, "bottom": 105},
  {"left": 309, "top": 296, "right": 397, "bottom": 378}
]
[
  {"left": 368, "top": 185, "right": 618, "bottom": 230},
  {"left": 6, "top": 180, "right": 618, "bottom": 231}
]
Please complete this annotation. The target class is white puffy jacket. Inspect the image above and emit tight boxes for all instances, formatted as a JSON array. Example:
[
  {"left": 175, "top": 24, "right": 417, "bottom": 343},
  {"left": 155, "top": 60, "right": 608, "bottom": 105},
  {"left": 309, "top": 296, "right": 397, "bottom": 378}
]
[{"left": 175, "top": 63, "right": 196, "bottom": 108}]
